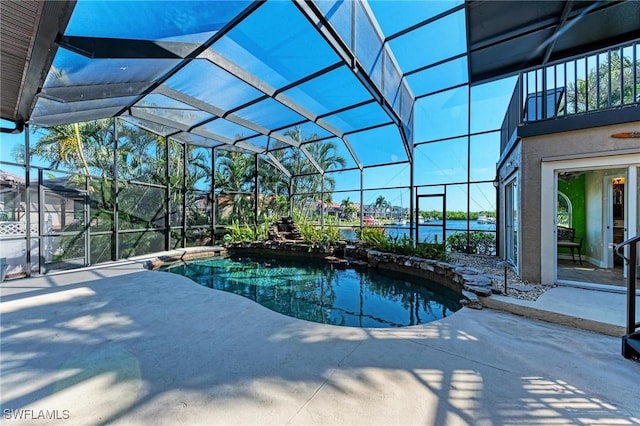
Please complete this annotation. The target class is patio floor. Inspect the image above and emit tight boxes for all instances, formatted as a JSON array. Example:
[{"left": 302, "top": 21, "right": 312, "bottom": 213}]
[{"left": 1, "top": 256, "right": 639, "bottom": 425}]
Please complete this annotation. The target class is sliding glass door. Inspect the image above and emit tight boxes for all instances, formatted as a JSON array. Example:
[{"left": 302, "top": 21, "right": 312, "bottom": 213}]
[{"left": 504, "top": 177, "right": 518, "bottom": 268}]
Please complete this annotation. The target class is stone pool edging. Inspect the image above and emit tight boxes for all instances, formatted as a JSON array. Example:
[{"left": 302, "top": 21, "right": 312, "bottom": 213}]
[
  {"left": 364, "top": 250, "right": 493, "bottom": 307},
  {"left": 144, "top": 243, "right": 500, "bottom": 309},
  {"left": 144, "top": 246, "right": 227, "bottom": 270},
  {"left": 226, "top": 240, "right": 342, "bottom": 261},
  {"left": 224, "top": 242, "right": 499, "bottom": 309}
]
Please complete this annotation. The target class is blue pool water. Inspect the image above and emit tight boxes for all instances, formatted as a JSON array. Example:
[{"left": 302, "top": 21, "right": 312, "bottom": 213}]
[{"left": 162, "top": 256, "right": 461, "bottom": 328}]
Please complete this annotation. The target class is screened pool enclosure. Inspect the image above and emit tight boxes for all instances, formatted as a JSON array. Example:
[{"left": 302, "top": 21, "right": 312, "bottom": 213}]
[{"left": 6, "top": 0, "right": 629, "bottom": 277}]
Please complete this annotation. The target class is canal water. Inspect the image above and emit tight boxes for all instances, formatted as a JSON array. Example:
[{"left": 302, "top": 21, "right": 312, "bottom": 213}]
[{"left": 338, "top": 219, "right": 496, "bottom": 242}]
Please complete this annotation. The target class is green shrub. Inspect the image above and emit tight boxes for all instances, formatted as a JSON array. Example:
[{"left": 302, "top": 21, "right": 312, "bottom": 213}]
[
  {"left": 293, "top": 214, "right": 342, "bottom": 247},
  {"left": 446, "top": 231, "right": 496, "bottom": 255},
  {"left": 227, "top": 220, "right": 256, "bottom": 242},
  {"left": 355, "top": 227, "right": 449, "bottom": 261},
  {"left": 415, "top": 241, "right": 450, "bottom": 262},
  {"left": 297, "top": 221, "right": 341, "bottom": 247},
  {"left": 297, "top": 221, "right": 323, "bottom": 245},
  {"left": 255, "top": 221, "right": 270, "bottom": 241},
  {"left": 355, "top": 226, "right": 386, "bottom": 246},
  {"left": 324, "top": 225, "right": 341, "bottom": 243}
]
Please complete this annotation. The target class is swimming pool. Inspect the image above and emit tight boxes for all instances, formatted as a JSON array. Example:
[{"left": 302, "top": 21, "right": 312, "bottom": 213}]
[{"left": 162, "top": 256, "right": 461, "bottom": 328}]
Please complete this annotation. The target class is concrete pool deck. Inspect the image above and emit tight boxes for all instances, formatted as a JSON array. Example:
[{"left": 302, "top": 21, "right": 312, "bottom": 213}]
[{"left": 1, "top": 256, "right": 639, "bottom": 425}]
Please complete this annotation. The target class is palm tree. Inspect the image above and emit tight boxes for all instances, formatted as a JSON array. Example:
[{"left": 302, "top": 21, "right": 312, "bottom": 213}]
[
  {"left": 375, "top": 195, "right": 386, "bottom": 218},
  {"left": 297, "top": 137, "right": 346, "bottom": 195},
  {"left": 565, "top": 51, "right": 640, "bottom": 113},
  {"left": 184, "top": 146, "right": 213, "bottom": 227},
  {"left": 265, "top": 127, "right": 346, "bottom": 219},
  {"left": 117, "top": 120, "right": 167, "bottom": 182},
  {"left": 28, "top": 121, "right": 117, "bottom": 232},
  {"left": 384, "top": 200, "right": 392, "bottom": 218},
  {"left": 215, "top": 150, "right": 255, "bottom": 224},
  {"left": 29, "top": 120, "right": 114, "bottom": 177},
  {"left": 341, "top": 197, "right": 357, "bottom": 220}
]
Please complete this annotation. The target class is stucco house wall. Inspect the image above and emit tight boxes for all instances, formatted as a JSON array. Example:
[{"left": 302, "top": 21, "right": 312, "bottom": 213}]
[{"left": 501, "top": 121, "right": 640, "bottom": 283}]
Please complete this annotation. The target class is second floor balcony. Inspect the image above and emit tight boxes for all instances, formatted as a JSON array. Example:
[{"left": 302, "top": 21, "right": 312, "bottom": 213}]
[{"left": 501, "top": 40, "right": 639, "bottom": 152}]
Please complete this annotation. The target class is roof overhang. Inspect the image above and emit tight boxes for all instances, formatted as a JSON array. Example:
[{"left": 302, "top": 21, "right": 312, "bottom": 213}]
[
  {"left": 466, "top": 0, "right": 640, "bottom": 84},
  {"left": 0, "top": 0, "right": 76, "bottom": 125}
]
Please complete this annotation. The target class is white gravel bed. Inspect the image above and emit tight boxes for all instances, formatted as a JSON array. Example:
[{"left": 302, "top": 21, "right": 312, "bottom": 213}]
[{"left": 449, "top": 252, "right": 555, "bottom": 301}]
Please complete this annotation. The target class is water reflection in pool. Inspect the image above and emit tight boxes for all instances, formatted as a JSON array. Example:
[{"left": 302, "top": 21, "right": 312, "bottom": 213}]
[{"left": 162, "top": 256, "right": 461, "bottom": 328}]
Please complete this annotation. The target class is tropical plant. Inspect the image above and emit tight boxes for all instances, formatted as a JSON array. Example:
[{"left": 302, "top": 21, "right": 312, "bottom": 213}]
[
  {"left": 355, "top": 228, "right": 449, "bottom": 261},
  {"left": 355, "top": 226, "right": 386, "bottom": 246},
  {"left": 226, "top": 220, "right": 257, "bottom": 242},
  {"left": 447, "top": 231, "right": 496, "bottom": 255},
  {"left": 27, "top": 118, "right": 218, "bottom": 257},
  {"left": 375, "top": 196, "right": 387, "bottom": 218},
  {"left": 340, "top": 197, "right": 358, "bottom": 220},
  {"left": 383, "top": 200, "right": 392, "bottom": 217},
  {"left": 287, "top": 129, "right": 346, "bottom": 195},
  {"left": 28, "top": 120, "right": 113, "bottom": 176},
  {"left": 215, "top": 150, "right": 255, "bottom": 225},
  {"left": 264, "top": 127, "right": 346, "bottom": 219},
  {"left": 294, "top": 213, "right": 341, "bottom": 247}
]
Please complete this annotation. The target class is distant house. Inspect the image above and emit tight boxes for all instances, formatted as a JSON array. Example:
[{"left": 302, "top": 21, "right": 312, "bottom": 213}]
[{"left": 0, "top": 170, "right": 91, "bottom": 277}]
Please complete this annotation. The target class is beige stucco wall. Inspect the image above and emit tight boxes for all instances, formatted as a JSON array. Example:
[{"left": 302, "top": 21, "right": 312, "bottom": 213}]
[{"left": 500, "top": 121, "right": 640, "bottom": 283}]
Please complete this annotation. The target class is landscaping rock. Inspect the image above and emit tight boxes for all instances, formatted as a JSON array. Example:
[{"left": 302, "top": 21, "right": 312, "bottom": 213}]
[
  {"left": 454, "top": 266, "right": 483, "bottom": 275},
  {"left": 449, "top": 252, "right": 553, "bottom": 302},
  {"left": 462, "top": 290, "right": 479, "bottom": 302},
  {"left": 509, "top": 283, "right": 537, "bottom": 292},
  {"left": 464, "top": 284, "right": 493, "bottom": 297},
  {"left": 462, "top": 274, "right": 492, "bottom": 287},
  {"left": 461, "top": 290, "right": 483, "bottom": 309},
  {"left": 268, "top": 216, "right": 304, "bottom": 241}
]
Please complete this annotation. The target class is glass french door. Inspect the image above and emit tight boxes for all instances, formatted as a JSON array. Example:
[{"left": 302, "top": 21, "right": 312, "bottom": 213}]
[{"left": 553, "top": 166, "right": 636, "bottom": 287}]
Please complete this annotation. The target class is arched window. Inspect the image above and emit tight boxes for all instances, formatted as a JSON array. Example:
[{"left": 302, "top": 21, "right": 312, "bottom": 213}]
[{"left": 557, "top": 191, "right": 572, "bottom": 227}]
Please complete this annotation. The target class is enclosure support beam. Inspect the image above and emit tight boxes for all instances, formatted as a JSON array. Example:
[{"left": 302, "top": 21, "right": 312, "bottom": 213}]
[
  {"left": 542, "top": 0, "right": 574, "bottom": 65},
  {"left": 443, "top": 186, "right": 448, "bottom": 245},
  {"left": 211, "top": 147, "right": 216, "bottom": 244},
  {"left": 164, "top": 136, "right": 170, "bottom": 251},
  {"left": 113, "top": 118, "right": 119, "bottom": 260},
  {"left": 198, "top": 49, "right": 342, "bottom": 173},
  {"left": 321, "top": 176, "right": 325, "bottom": 227},
  {"left": 24, "top": 126, "right": 31, "bottom": 277},
  {"left": 265, "top": 152, "right": 292, "bottom": 179},
  {"left": 182, "top": 143, "right": 187, "bottom": 248},
  {"left": 410, "top": 153, "right": 415, "bottom": 243},
  {"left": 293, "top": 0, "right": 413, "bottom": 161},
  {"left": 495, "top": 177, "right": 501, "bottom": 258},
  {"left": 108, "top": 1, "right": 264, "bottom": 119},
  {"left": 254, "top": 154, "right": 259, "bottom": 230},
  {"left": 37, "top": 169, "right": 43, "bottom": 275},
  {"left": 466, "top": 84, "right": 472, "bottom": 253},
  {"left": 359, "top": 169, "right": 364, "bottom": 229},
  {"left": 85, "top": 175, "right": 90, "bottom": 266},
  {"left": 157, "top": 85, "right": 301, "bottom": 152},
  {"left": 289, "top": 180, "right": 294, "bottom": 218}
]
